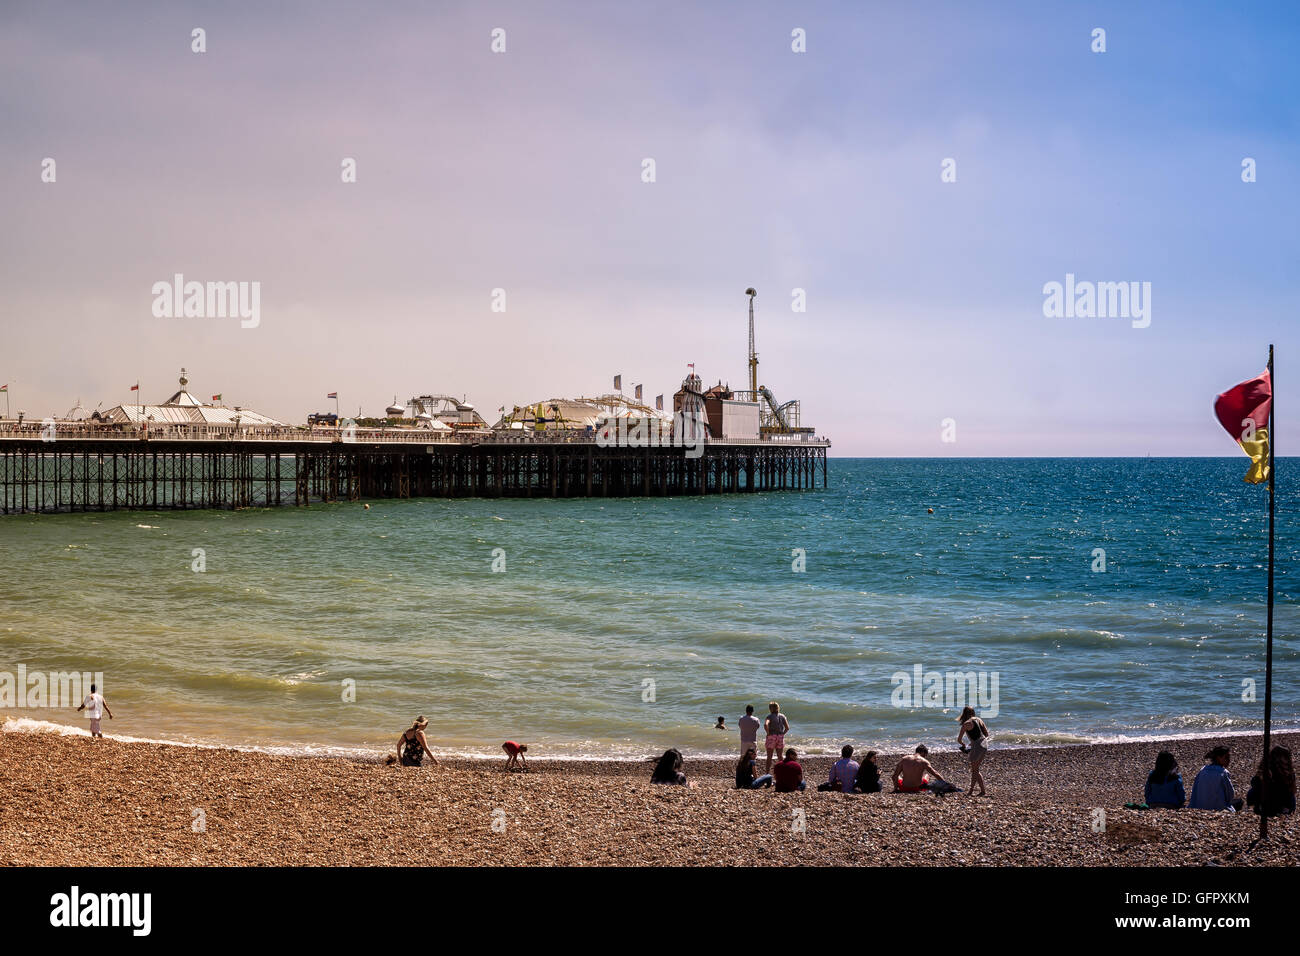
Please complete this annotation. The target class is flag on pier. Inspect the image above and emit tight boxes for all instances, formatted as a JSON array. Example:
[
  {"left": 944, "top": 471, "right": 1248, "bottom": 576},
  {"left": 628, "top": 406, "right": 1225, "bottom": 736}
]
[
  {"left": 327, "top": 392, "right": 338, "bottom": 399},
  {"left": 613, "top": 375, "right": 621, "bottom": 391},
  {"left": 0, "top": 385, "right": 7, "bottom": 392},
  {"left": 1214, "top": 367, "right": 1272, "bottom": 483},
  {"left": 635, "top": 384, "right": 642, "bottom": 401},
  {"left": 130, "top": 384, "right": 139, "bottom": 392},
  {"left": 212, "top": 394, "right": 222, "bottom": 402}
]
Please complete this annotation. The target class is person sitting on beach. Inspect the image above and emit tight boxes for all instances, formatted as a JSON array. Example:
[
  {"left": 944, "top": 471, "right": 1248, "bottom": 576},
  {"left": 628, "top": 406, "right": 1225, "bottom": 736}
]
[
  {"left": 1188, "top": 746, "right": 1243, "bottom": 811},
  {"left": 764, "top": 702, "right": 790, "bottom": 774},
  {"left": 853, "top": 751, "right": 883, "bottom": 793},
  {"left": 396, "top": 717, "right": 439, "bottom": 767},
  {"left": 773, "top": 748, "right": 807, "bottom": 792},
  {"left": 891, "top": 745, "right": 947, "bottom": 793},
  {"left": 1246, "top": 746, "right": 1296, "bottom": 817},
  {"left": 714, "top": 716, "right": 727, "bottom": 730},
  {"left": 502, "top": 740, "right": 528, "bottom": 770},
  {"left": 957, "top": 706, "right": 989, "bottom": 796},
  {"left": 735, "top": 747, "right": 774, "bottom": 789},
  {"left": 1143, "top": 751, "right": 1186, "bottom": 809},
  {"left": 651, "top": 748, "right": 689, "bottom": 786},
  {"left": 76, "top": 683, "right": 113, "bottom": 739},
  {"left": 818, "top": 744, "right": 859, "bottom": 793}
]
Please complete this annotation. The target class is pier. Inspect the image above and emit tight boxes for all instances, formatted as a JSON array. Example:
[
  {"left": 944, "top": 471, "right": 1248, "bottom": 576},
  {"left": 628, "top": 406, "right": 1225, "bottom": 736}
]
[{"left": 0, "top": 429, "right": 829, "bottom": 514}]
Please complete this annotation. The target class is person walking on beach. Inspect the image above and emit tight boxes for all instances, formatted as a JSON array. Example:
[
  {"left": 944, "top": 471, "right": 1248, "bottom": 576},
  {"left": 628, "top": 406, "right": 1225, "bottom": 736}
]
[
  {"left": 502, "top": 740, "right": 528, "bottom": 770},
  {"left": 854, "top": 751, "right": 883, "bottom": 793},
  {"left": 818, "top": 744, "right": 859, "bottom": 793},
  {"left": 1246, "top": 746, "right": 1296, "bottom": 817},
  {"left": 1143, "top": 751, "right": 1186, "bottom": 809},
  {"left": 735, "top": 747, "right": 774, "bottom": 789},
  {"left": 397, "top": 717, "right": 439, "bottom": 767},
  {"left": 956, "top": 706, "right": 989, "bottom": 796},
  {"left": 1188, "top": 746, "right": 1242, "bottom": 811},
  {"left": 763, "top": 702, "right": 789, "bottom": 773},
  {"left": 773, "top": 748, "right": 806, "bottom": 792},
  {"left": 76, "top": 684, "right": 112, "bottom": 738},
  {"left": 891, "top": 745, "right": 948, "bottom": 793},
  {"left": 738, "top": 705, "right": 760, "bottom": 756}
]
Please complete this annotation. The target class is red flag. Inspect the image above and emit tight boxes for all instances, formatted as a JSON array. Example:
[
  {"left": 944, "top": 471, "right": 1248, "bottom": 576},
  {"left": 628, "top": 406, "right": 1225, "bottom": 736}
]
[
  {"left": 1214, "top": 369, "right": 1271, "bottom": 483},
  {"left": 130, "top": 384, "right": 139, "bottom": 391}
]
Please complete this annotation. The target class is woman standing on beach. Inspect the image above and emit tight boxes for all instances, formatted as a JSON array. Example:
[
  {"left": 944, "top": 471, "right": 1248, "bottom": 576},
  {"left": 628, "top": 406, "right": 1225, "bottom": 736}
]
[
  {"left": 957, "top": 707, "right": 988, "bottom": 796},
  {"left": 397, "top": 717, "right": 439, "bottom": 767}
]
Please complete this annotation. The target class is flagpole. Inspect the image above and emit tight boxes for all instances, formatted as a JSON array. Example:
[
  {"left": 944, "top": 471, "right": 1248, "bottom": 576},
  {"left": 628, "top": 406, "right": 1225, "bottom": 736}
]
[{"left": 1262, "top": 344, "right": 1275, "bottom": 841}]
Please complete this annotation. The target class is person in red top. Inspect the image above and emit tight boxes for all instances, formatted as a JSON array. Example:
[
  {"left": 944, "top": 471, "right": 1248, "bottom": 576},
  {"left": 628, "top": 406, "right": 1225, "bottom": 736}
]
[
  {"left": 502, "top": 740, "right": 528, "bottom": 770},
  {"left": 772, "top": 748, "right": 807, "bottom": 792}
]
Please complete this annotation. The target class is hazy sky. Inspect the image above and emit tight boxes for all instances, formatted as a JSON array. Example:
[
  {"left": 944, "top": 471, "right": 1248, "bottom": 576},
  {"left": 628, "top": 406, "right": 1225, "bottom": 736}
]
[{"left": 2, "top": 0, "right": 1297, "bottom": 455}]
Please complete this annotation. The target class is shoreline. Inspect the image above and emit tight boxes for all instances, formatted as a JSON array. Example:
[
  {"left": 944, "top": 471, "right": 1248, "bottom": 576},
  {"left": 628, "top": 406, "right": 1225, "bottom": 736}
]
[
  {"left": 3, "top": 724, "right": 1296, "bottom": 866},
  {"left": 4, "top": 715, "right": 1292, "bottom": 765}
]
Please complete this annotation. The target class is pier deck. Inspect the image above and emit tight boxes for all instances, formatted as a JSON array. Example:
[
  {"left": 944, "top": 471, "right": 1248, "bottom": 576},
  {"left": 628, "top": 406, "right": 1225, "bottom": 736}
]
[{"left": 0, "top": 432, "right": 829, "bottom": 514}]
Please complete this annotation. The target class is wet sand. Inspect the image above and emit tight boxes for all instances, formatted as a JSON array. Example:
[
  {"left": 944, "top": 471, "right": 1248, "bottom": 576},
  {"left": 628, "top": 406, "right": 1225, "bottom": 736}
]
[{"left": 1, "top": 730, "right": 1296, "bottom": 866}]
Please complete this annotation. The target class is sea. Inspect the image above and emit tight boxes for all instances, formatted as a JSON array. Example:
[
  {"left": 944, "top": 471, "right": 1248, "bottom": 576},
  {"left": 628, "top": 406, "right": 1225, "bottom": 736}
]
[{"left": 1, "top": 458, "right": 1295, "bottom": 760}]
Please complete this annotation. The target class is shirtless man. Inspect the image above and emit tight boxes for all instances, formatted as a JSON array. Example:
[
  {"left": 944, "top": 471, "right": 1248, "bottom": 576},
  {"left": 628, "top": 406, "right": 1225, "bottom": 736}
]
[
  {"left": 763, "top": 702, "right": 790, "bottom": 774},
  {"left": 891, "top": 745, "right": 946, "bottom": 793}
]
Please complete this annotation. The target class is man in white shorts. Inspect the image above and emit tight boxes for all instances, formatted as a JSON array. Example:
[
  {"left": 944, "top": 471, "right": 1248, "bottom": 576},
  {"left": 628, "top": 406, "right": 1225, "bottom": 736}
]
[
  {"left": 738, "top": 705, "right": 760, "bottom": 755},
  {"left": 77, "top": 683, "right": 113, "bottom": 738}
]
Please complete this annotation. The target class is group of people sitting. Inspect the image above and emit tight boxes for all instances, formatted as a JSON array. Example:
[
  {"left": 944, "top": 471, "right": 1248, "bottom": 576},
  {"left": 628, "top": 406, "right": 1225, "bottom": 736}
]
[
  {"left": 734, "top": 744, "right": 882, "bottom": 793},
  {"left": 1143, "top": 744, "right": 1296, "bottom": 815},
  {"left": 650, "top": 741, "right": 961, "bottom": 796}
]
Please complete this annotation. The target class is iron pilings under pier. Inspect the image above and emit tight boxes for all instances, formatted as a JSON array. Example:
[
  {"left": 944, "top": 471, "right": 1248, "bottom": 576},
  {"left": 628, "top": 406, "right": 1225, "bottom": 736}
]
[{"left": 0, "top": 439, "right": 829, "bottom": 515}]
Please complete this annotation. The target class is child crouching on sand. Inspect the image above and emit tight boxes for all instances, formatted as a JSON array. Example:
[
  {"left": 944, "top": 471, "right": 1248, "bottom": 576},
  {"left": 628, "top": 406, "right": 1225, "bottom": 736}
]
[{"left": 503, "top": 740, "right": 528, "bottom": 770}]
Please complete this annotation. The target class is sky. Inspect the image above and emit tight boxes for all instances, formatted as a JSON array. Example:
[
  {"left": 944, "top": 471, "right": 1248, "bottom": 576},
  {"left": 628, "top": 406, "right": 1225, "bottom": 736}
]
[{"left": 1, "top": 0, "right": 1297, "bottom": 456}]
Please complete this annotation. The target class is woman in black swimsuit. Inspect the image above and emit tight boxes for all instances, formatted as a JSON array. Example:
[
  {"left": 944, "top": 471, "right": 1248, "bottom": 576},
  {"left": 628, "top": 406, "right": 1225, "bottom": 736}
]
[
  {"left": 398, "top": 716, "right": 439, "bottom": 767},
  {"left": 957, "top": 706, "right": 989, "bottom": 796}
]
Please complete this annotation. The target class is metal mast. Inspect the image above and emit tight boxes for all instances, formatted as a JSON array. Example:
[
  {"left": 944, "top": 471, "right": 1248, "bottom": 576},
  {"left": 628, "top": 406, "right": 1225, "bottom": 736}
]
[{"left": 746, "top": 287, "right": 758, "bottom": 396}]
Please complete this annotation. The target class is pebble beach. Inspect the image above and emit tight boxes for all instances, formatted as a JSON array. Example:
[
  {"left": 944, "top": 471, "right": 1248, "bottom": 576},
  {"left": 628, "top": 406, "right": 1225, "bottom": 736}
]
[{"left": 2, "top": 729, "right": 1296, "bottom": 867}]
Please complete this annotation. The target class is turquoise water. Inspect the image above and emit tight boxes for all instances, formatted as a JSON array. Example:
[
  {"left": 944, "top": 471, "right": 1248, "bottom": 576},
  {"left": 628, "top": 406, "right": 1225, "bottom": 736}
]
[{"left": 0, "top": 458, "right": 1295, "bottom": 758}]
